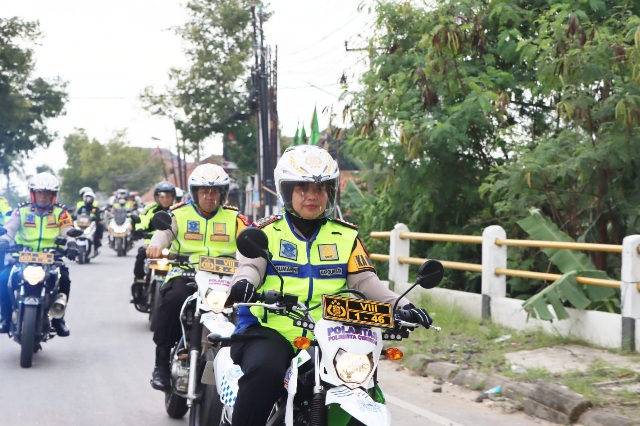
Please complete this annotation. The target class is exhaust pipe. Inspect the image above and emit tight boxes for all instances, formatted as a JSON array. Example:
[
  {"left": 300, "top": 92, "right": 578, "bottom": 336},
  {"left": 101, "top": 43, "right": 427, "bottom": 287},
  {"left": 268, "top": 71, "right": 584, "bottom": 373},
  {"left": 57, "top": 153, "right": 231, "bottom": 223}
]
[{"left": 49, "top": 293, "right": 67, "bottom": 319}]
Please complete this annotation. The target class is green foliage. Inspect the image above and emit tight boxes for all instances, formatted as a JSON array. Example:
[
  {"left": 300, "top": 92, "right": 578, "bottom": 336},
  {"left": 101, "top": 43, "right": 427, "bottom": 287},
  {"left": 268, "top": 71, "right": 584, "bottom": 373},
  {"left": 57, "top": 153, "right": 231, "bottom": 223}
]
[
  {"left": 340, "top": 0, "right": 640, "bottom": 295},
  {"left": 140, "top": 0, "right": 261, "bottom": 173},
  {"left": 59, "top": 130, "right": 164, "bottom": 204},
  {"left": 0, "top": 17, "right": 67, "bottom": 197},
  {"left": 518, "top": 209, "right": 617, "bottom": 321}
]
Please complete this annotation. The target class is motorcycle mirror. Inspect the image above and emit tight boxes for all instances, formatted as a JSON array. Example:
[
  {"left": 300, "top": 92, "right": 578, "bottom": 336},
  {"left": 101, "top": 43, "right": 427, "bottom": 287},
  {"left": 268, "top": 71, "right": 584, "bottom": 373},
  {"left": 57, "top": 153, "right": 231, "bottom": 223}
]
[
  {"left": 236, "top": 227, "right": 269, "bottom": 260},
  {"left": 67, "top": 228, "right": 83, "bottom": 238},
  {"left": 415, "top": 259, "right": 445, "bottom": 289},
  {"left": 130, "top": 214, "right": 141, "bottom": 225},
  {"left": 151, "top": 211, "right": 172, "bottom": 231},
  {"left": 0, "top": 227, "right": 6, "bottom": 236},
  {"left": 392, "top": 259, "right": 444, "bottom": 314}
]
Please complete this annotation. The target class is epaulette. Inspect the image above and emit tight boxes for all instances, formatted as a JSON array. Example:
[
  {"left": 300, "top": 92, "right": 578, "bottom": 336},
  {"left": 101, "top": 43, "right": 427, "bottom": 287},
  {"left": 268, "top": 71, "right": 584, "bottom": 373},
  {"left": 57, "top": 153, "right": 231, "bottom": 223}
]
[
  {"left": 54, "top": 202, "right": 67, "bottom": 209},
  {"left": 169, "top": 201, "right": 187, "bottom": 211},
  {"left": 330, "top": 217, "right": 359, "bottom": 230},
  {"left": 18, "top": 202, "right": 29, "bottom": 208},
  {"left": 142, "top": 203, "right": 156, "bottom": 214},
  {"left": 237, "top": 213, "right": 250, "bottom": 226},
  {"left": 253, "top": 214, "right": 281, "bottom": 229},
  {"left": 222, "top": 205, "right": 239, "bottom": 211}
]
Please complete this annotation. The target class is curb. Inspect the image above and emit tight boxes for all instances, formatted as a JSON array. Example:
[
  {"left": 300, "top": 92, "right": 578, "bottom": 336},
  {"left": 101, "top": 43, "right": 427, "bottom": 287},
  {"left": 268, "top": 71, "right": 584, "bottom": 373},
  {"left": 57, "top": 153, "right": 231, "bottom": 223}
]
[{"left": 405, "top": 354, "right": 637, "bottom": 426}]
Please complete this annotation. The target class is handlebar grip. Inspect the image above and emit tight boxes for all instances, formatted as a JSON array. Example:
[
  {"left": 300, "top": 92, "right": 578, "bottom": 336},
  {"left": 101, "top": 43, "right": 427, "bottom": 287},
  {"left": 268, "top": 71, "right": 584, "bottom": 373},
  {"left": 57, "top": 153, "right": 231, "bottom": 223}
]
[{"left": 397, "top": 309, "right": 414, "bottom": 322}]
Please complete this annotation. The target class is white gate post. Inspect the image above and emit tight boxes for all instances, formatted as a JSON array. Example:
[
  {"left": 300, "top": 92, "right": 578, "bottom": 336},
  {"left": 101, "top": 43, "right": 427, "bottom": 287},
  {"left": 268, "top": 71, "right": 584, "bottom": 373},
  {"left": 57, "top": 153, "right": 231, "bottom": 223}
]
[
  {"left": 621, "top": 235, "right": 640, "bottom": 351},
  {"left": 389, "top": 223, "right": 410, "bottom": 289},
  {"left": 481, "top": 225, "right": 507, "bottom": 322}
]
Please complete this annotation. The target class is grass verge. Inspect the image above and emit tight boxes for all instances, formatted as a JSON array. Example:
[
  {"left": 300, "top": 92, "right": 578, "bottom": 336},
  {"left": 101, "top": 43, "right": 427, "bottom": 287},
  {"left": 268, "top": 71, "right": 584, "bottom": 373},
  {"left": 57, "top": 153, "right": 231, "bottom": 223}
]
[{"left": 398, "top": 294, "right": 640, "bottom": 422}]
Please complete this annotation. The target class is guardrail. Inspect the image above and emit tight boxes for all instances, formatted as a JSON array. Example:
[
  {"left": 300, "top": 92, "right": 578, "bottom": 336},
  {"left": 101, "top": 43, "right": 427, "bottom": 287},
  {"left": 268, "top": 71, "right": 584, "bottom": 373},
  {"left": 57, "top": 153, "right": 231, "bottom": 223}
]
[{"left": 369, "top": 224, "right": 640, "bottom": 352}]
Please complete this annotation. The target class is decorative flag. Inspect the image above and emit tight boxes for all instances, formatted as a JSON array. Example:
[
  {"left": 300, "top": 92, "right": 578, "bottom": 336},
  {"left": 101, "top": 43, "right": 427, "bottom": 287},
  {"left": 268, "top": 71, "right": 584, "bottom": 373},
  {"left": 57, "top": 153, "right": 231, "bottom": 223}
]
[
  {"left": 300, "top": 126, "right": 307, "bottom": 144},
  {"left": 292, "top": 124, "right": 300, "bottom": 146},
  {"left": 310, "top": 106, "right": 320, "bottom": 145}
]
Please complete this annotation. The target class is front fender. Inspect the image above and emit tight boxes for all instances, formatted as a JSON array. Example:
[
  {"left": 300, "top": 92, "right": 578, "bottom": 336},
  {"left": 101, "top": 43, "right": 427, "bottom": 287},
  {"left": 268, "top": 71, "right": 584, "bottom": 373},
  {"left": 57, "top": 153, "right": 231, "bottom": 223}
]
[{"left": 325, "top": 386, "right": 390, "bottom": 426}]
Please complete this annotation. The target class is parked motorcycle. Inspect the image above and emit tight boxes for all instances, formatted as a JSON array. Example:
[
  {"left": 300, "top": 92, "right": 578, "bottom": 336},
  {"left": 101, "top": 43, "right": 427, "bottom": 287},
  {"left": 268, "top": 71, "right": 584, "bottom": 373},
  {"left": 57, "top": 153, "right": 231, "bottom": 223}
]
[
  {"left": 208, "top": 227, "right": 444, "bottom": 425},
  {"left": 74, "top": 213, "right": 97, "bottom": 263},
  {"left": 150, "top": 211, "right": 238, "bottom": 425},
  {"left": 1, "top": 229, "right": 83, "bottom": 368},
  {"left": 107, "top": 209, "right": 135, "bottom": 257}
]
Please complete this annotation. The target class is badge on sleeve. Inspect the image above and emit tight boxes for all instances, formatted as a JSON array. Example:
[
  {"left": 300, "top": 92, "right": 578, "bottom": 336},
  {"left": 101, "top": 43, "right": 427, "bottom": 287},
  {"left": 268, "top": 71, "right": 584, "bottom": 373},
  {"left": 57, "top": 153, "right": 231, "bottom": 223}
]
[{"left": 279, "top": 240, "right": 297, "bottom": 261}]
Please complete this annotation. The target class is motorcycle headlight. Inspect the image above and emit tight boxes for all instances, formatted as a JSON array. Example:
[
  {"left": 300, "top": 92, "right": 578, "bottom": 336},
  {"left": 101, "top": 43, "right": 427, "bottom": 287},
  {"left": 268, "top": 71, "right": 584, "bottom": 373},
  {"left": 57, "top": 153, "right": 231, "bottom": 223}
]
[
  {"left": 204, "top": 288, "right": 227, "bottom": 311},
  {"left": 23, "top": 265, "right": 46, "bottom": 285},
  {"left": 333, "top": 349, "right": 374, "bottom": 384}
]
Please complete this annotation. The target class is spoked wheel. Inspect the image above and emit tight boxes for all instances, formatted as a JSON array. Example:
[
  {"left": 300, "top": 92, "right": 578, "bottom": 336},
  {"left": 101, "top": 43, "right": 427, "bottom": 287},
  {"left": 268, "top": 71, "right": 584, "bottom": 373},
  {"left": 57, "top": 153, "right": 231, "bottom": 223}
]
[
  {"left": 189, "top": 348, "right": 223, "bottom": 426},
  {"left": 20, "top": 305, "right": 38, "bottom": 368}
]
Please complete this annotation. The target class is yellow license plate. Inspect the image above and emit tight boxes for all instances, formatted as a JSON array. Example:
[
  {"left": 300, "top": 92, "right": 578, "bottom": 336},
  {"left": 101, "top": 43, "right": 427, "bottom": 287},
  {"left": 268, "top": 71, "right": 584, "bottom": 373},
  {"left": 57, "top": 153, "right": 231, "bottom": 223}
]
[
  {"left": 149, "top": 262, "right": 171, "bottom": 271},
  {"left": 19, "top": 251, "right": 54, "bottom": 265},
  {"left": 198, "top": 256, "right": 238, "bottom": 275},
  {"left": 322, "top": 294, "right": 393, "bottom": 327}
]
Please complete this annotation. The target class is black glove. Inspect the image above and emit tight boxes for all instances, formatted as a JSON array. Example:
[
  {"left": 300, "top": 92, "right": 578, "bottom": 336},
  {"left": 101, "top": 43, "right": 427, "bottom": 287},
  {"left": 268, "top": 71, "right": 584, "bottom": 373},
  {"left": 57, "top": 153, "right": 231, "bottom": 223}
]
[
  {"left": 398, "top": 303, "right": 433, "bottom": 328},
  {"left": 131, "top": 229, "right": 143, "bottom": 239},
  {"left": 0, "top": 239, "right": 10, "bottom": 251},
  {"left": 228, "top": 279, "right": 258, "bottom": 304},
  {"left": 66, "top": 241, "right": 78, "bottom": 261}
]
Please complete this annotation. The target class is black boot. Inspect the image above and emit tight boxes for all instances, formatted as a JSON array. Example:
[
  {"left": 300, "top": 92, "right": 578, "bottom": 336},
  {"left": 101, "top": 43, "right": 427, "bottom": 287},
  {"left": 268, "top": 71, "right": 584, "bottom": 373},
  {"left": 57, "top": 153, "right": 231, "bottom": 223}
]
[
  {"left": 51, "top": 317, "right": 70, "bottom": 337},
  {"left": 130, "top": 279, "right": 144, "bottom": 304},
  {"left": 151, "top": 346, "right": 171, "bottom": 391}
]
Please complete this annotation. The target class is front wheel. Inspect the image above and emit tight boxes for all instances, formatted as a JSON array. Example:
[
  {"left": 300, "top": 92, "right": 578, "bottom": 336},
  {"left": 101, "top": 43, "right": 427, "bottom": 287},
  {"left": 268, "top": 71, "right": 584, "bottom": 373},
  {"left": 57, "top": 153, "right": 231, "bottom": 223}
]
[
  {"left": 20, "top": 305, "right": 38, "bottom": 368},
  {"left": 149, "top": 275, "right": 162, "bottom": 332},
  {"left": 116, "top": 237, "right": 125, "bottom": 257},
  {"left": 78, "top": 245, "right": 87, "bottom": 264},
  {"left": 189, "top": 349, "right": 223, "bottom": 426},
  {"left": 165, "top": 391, "right": 189, "bottom": 419}
]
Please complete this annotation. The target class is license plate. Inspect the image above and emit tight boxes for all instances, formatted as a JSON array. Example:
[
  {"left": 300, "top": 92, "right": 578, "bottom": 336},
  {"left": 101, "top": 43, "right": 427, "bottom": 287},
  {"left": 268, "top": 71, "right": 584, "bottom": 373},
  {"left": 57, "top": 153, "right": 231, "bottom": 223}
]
[
  {"left": 322, "top": 294, "right": 393, "bottom": 327},
  {"left": 198, "top": 256, "right": 238, "bottom": 275},
  {"left": 19, "top": 251, "right": 54, "bottom": 265},
  {"left": 77, "top": 240, "right": 87, "bottom": 246}
]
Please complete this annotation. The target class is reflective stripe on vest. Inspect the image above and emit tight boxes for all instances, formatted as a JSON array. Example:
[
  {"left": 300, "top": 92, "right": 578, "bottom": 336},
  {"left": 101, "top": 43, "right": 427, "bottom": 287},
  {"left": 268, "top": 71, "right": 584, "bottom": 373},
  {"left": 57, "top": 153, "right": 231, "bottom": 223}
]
[{"left": 250, "top": 215, "right": 358, "bottom": 344}]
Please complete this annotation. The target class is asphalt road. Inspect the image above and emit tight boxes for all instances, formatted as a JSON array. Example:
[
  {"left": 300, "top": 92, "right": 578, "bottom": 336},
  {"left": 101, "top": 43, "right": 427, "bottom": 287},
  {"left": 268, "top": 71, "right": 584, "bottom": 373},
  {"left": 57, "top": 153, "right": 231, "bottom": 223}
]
[{"left": 0, "top": 245, "right": 555, "bottom": 425}]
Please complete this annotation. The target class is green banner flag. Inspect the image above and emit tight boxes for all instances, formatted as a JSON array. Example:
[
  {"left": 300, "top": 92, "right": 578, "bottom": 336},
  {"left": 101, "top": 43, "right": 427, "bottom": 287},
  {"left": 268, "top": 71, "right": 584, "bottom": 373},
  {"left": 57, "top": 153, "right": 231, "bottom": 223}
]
[
  {"left": 310, "top": 106, "right": 320, "bottom": 145},
  {"left": 292, "top": 124, "right": 300, "bottom": 146},
  {"left": 300, "top": 126, "right": 307, "bottom": 144}
]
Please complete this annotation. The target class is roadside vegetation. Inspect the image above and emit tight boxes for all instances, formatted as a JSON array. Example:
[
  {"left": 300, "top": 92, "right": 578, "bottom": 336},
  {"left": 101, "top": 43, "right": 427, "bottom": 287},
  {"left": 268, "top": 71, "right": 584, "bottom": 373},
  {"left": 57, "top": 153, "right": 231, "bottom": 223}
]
[{"left": 399, "top": 294, "right": 640, "bottom": 422}]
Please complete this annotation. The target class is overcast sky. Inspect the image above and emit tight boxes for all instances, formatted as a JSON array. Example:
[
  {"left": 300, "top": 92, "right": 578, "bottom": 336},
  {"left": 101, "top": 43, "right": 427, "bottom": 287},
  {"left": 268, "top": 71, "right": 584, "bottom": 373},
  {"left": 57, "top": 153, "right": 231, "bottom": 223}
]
[{"left": 1, "top": 0, "right": 374, "bottom": 180}]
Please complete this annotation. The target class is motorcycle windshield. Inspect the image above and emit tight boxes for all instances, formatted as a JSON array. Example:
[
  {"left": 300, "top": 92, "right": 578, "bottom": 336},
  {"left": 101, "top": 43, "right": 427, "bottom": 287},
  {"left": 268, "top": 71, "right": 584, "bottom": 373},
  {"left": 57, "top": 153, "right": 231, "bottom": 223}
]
[{"left": 114, "top": 210, "right": 128, "bottom": 226}]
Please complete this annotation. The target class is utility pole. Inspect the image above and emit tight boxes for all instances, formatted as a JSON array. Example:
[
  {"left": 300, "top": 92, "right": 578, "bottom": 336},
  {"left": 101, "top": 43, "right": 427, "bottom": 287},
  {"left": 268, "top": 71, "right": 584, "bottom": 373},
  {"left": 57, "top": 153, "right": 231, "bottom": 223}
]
[{"left": 258, "top": 5, "right": 273, "bottom": 214}]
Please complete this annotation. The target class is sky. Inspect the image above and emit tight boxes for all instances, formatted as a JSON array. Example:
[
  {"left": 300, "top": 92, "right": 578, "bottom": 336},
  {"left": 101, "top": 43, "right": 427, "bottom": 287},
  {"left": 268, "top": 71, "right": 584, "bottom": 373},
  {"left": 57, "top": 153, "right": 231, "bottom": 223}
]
[{"left": 1, "top": 0, "right": 375, "bottom": 185}]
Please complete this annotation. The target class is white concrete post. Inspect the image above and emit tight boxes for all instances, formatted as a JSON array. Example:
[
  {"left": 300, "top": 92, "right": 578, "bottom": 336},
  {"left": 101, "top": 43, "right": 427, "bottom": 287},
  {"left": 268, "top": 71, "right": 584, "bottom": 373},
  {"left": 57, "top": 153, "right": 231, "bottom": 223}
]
[
  {"left": 621, "top": 235, "right": 640, "bottom": 350},
  {"left": 388, "top": 223, "right": 410, "bottom": 287},
  {"left": 481, "top": 225, "right": 507, "bottom": 322}
]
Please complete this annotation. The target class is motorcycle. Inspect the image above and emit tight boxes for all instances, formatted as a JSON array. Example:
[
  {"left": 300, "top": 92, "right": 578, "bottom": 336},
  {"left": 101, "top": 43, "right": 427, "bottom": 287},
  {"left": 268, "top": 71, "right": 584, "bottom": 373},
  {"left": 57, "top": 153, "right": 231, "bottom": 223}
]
[
  {"left": 208, "top": 227, "right": 444, "bottom": 425},
  {"left": 107, "top": 209, "right": 135, "bottom": 257},
  {"left": 74, "top": 213, "right": 97, "bottom": 263},
  {"left": 1, "top": 229, "right": 83, "bottom": 368},
  {"left": 150, "top": 211, "right": 238, "bottom": 425}
]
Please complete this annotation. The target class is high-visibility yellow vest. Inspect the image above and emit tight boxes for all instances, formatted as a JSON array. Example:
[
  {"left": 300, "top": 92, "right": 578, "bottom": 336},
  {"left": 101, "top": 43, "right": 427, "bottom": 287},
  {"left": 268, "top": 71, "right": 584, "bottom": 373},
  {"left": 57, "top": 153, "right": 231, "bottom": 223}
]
[{"left": 14, "top": 203, "right": 72, "bottom": 251}]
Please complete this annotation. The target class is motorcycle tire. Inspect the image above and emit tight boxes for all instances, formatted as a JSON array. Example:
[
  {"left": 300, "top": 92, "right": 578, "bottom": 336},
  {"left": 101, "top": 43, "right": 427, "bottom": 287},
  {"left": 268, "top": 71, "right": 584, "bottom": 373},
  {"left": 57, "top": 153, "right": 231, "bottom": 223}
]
[
  {"left": 165, "top": 389, "right": 189, "bottom": 419},
  {"left": 78, "top": 246, "right": 86, "bottom": 264},
  {"left": 149, "top": 276, "right": 162, "bottom": 332},
  {"left": 116, "top": 237, "right": 125, "bottom": 257},
  {"left": 20, "top": 305, "right": 38, "bottom": 368},
  {"left": 189, "top": 349, "right": 223, "bottom": 426}
]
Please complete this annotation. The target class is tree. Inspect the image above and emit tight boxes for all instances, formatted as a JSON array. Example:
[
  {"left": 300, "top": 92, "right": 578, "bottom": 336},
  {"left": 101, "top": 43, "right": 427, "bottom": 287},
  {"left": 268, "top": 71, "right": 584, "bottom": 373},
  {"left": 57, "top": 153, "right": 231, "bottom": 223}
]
[
  {"left": 59, "top": 130, "right": 164, "bottom": 204},
  {"left": 140, "top": 0, "right": 263, "bottom": 175},
  {"left": 0, "top": 17, "right": 67, "bottom": 196}
]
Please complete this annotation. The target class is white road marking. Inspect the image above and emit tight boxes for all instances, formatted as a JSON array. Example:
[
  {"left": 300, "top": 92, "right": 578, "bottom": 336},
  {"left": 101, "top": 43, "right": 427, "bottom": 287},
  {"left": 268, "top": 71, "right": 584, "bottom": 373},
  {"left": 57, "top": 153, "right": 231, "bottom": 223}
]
[{"left": 385, "top": 393, "right": 466, "bottom": 426}]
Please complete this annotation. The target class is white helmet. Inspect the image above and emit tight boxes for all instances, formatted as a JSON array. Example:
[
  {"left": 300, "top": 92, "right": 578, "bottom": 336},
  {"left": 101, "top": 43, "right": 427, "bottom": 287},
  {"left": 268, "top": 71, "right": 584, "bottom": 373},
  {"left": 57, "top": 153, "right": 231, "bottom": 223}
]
[
  {"left": 79, "top": 186, "right": 93, "bottom": 197},
  {"left": 188, "top": 164, "right": 230, "bottom": 206},
  {"left": 83, "top": 190, "right": 96, "bottom": 205},
  {"left": 29, "top": 172, "right": 60, "bottom": 206},
  {"left": 274, "top": 145, "right": 339, "bottom": 219},
  {"left": 175, "top": 187, "right": 184, "bottom": 202}
]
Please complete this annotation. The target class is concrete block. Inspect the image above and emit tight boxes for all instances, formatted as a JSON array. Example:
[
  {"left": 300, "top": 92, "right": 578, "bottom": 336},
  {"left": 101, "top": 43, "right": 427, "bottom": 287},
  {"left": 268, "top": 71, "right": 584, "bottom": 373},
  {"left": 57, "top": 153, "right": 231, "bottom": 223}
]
[
  {"left": 404, "top": 354, "right": 437, "bottom": 376},
  {"left": 528, "top": 382, "right": 592, "bottom": 423},
  {"left": 452, "top": 370, "right": 489, "bottom": 390},
  {"left": 523, "top": 398, "right": 571, "bottom": 424},
  {"left": 425, "top": 362, "right": 459, "bottom": 381},
  {"left": 578, "top": 409, "right": 637, "bottom": 426}
]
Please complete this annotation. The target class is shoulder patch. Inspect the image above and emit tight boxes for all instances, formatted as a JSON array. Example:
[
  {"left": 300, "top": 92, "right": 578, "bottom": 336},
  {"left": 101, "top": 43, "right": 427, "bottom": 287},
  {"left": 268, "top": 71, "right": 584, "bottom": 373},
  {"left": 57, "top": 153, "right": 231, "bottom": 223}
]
[
  {"left": 223, "top": 205, "right": 239, "bottom": 211},
  {"left": 169, "top": 201, "right": 187, "bottom": 211},
  {"left": 237, "top": 214, "right": 250, "bottom": 226},
  {"left": 253, "top": 214, "right": 282, "bottom": 229},
  {"left": 330, "top": 217, "right": 359, "bottom": 230}
]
